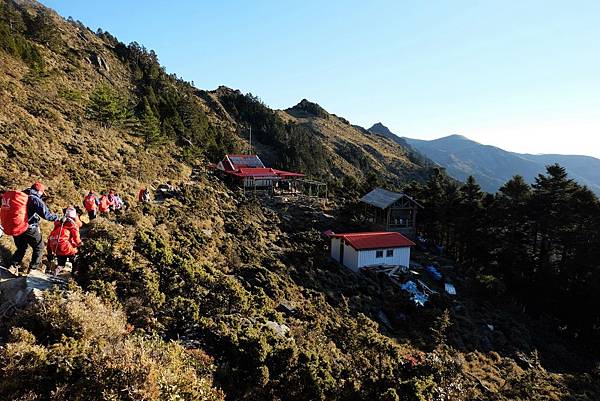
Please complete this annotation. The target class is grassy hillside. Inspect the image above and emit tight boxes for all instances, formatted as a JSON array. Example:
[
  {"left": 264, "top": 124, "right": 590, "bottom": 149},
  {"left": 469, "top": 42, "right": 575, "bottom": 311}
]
[{"left": 0, "top": 1, "right": 599, "bottom": 400}]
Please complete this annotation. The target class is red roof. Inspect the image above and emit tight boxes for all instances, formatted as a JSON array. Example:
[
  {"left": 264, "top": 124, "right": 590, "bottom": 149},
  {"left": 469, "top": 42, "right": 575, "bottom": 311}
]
[
  {"left": 216, "top": 154, "right": 305, "bottom": 179},
  {"left": 224, "top": 167, "right": 305, "bottom": 179},
  {"left": 332, "top": 232, "right": 415, "bottom": 250},
  {"left": 231, "top": 167, "right": 280, "bottom": 178},
  {"left": 272, "top": 169, "right": 305, "bottom": 178}
]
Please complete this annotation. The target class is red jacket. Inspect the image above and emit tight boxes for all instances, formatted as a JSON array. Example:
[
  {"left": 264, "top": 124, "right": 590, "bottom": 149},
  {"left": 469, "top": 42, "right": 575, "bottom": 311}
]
[
  {"left": 98, "top": 195, "right": 113, "bottom": 213},
  {"left": 47, "top": 219, "right": 82, "bottom": 256},
  {"left": 84, "top": 194, "right": 97, "bottom": 211}
]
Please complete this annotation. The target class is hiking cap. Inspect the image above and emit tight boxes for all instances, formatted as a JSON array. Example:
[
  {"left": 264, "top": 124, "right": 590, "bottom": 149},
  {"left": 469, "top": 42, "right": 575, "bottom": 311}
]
[{"left": 32, "top": 182, "right": 45, "bottom": 192}]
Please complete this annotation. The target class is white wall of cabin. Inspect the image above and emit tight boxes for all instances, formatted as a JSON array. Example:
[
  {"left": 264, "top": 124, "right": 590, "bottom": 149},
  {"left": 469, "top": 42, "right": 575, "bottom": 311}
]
[
  {"left": 357, "top": 247, "right": 410, "bottom": 269},
  {"left": 330, "top": 238, "right": 411, "bottom": 272},
  {"left": 331, "top": 238, "right": 341, "bottom": 261},
  {"left": 344, "top": 244, "right": 359, "bottom": 271}
]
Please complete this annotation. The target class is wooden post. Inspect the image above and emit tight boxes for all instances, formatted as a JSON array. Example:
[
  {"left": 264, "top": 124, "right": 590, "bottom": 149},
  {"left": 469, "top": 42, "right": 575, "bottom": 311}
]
[{"left": 386, "top": 207, "right": 391, "bottom": 231}]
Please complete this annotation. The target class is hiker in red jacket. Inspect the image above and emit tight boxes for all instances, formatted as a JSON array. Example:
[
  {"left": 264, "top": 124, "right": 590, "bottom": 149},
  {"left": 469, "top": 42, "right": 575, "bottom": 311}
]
[
  {"left": 138, "top": 187, "right": 150, "bottom": 203},
  {"left": 83, "top": 191, "right": 98, "bottom": 220},
  {"left": 47, "top": 207, "right": 82, "bottom": 274},
  {"left": 97, "top": 191, "right": 113, "bottom": 216},
  {"left": 1, "top": 182, "right": 58, "bottom": 275}
]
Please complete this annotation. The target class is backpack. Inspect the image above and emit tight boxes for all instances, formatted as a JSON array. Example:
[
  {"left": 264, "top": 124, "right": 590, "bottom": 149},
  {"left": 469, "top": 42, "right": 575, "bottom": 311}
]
[
  {"left": 0, "top": 191, "right": 30, "bottom": 236},
  {"left": 98, "top": 195, "right": 110, "bottom": 212},
  {"left": 48, "top": 220, "right": 75, "bottom": 256},
  {"left": 84, "top": 195, "right": 96, "bottom": 211}
]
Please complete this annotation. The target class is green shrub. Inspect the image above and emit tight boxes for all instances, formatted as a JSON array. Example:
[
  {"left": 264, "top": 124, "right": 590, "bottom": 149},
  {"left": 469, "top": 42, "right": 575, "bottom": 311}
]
[{"left": 1, "top": 289, "right": 224, "bottom": 401}]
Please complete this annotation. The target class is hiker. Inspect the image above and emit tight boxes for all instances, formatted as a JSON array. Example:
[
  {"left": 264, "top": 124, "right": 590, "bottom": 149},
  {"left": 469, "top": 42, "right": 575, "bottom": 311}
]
[
  {"left": 47, "top": 206, "right": 82, "bottom": 275},
  {"left": 67, "top": 206, "right": 84, "bottom": 229},
  {"left": 108, "top": 189, "right": 118, "bottom": 211},
  {"left": 0, "top": 182, "right": 58, "bottom": 275},
  {"left": 114, "top": 192, "right": 124, "bottom": 210},
  {"left": 109, "top": 189, "right": 123, "bottom": 211},
  {"left": 138, "top": 187, "right": 150, "bottom": 203},
  {"left": 97, "top": 191, "right": 113, "bottom": 216},
  {"left": 83, "top": 191, "right": 98, "bottom": 220}
]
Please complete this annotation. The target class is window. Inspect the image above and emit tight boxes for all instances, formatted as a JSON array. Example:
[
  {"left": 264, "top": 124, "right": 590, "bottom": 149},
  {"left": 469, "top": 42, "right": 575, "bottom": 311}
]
[
  {"left": 386, "top": 249, "right": 394, "bottom": 257},
  {"left": 376, "top": 250, "right": 384, "bottom": 258}
]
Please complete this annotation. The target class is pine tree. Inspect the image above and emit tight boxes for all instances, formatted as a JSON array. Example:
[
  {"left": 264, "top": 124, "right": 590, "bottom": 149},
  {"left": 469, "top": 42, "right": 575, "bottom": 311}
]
[
  {"left": 495, "top": 176, "right": 533, "bottom": 288},
  {"left": 456, "top": 176, "right": 485, "bottom": 264},
  {"left": 87, "top": 85, "right": 129, "bottom": 128},
  {"left": 139, "top": 99, "right": 163, "bottom": 147}
]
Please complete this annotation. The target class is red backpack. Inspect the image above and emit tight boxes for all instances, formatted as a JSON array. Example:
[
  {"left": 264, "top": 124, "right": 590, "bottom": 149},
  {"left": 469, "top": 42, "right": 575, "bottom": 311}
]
[
  {"left": 98, "top": 195, "right": 110, "bottom": 212},
  {"left": 0, "top": 191, "right": 29, "bottom": 236},
  {"left": 84, "top": 194, "right": 97, "bottom": 211},
  {"left": 47, "top": 221, "right": 76, "bottom": 256}
]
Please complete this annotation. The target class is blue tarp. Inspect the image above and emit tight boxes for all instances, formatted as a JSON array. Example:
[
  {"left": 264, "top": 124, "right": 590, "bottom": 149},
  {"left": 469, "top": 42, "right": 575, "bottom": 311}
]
[
  {"left": 400, "top": 280, "right": 429, "bottom": 306},
  {"left": 425, "top": 265, "right": 442, "bottom": 281}
]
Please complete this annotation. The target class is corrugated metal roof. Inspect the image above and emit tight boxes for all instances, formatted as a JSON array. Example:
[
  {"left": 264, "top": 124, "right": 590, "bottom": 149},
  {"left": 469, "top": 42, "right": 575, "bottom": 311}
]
[
  {"left": 360, "top": 187, "right": 424, "bottom": 209},
  {"left": 226, "top": 154, "right": 265, "bottom": 169},
  {"left": 332, "top": 231, "right": 415, "bottom": 250}
]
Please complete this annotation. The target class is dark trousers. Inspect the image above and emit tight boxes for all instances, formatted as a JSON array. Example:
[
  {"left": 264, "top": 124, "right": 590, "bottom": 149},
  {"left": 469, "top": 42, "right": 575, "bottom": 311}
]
[
  {"left": 88, "top": 210, "right": 97, "bottom": 220},
  {"left": 13, "top": 226, "right": 44, "bottom": 270}
]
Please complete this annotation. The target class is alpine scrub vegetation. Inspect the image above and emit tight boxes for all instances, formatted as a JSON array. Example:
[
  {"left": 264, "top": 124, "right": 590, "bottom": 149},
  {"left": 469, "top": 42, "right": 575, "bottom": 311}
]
[
  {"left": 0, "top": 1, "right": 599, "bottom": 400},
  {"left": 71, "top": 189, "right": 467, "bottom": 401},
  {"left": 1, "top": 289, "right": 225, "bottom": 401}
]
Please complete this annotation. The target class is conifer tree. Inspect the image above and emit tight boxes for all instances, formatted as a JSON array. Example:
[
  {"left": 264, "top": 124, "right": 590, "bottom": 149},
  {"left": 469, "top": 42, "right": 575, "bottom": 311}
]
[
  {"left": 139, "top": 99, "right": 163, "bottom": 147},
  {"left": 87, "top": 85, "right": 129, "bottom": 128}
]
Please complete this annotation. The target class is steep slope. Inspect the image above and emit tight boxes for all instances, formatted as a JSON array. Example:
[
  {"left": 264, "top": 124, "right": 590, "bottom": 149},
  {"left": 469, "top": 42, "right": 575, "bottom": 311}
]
[
  {"left": 197, "top": 91, "right": 439, "bottom": 190},
  {"left": 1, "top": 2, "right": 599, "bottom": 400},
  {"left": 278, "top": 100, "right": 434, "bottom": 186},
  {"left": 404, "top": 134, "right": 600, "bottom": 193}
]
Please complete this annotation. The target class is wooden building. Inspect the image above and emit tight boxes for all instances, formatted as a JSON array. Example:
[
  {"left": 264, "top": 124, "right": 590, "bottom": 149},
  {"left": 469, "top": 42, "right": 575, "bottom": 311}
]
[
  {"left": 360, "top": 187, "right": 423, "bottom": 238},
  {"left": 215, "top": 154, "right": 304, "bottom": 190},
  {"left": 329, "top": 231, "right": 415, "bottom": 272},
  {"left": 213, "top": 154, "right": 328, "bottom": 197}
]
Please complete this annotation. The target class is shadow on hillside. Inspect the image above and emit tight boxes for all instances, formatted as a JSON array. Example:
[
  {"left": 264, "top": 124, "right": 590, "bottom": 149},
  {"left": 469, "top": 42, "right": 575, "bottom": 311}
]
[
  {"left": 262, "top": 196, "right": 598, "bottom": 381},
  {"left": 279, "top": 219, "right": 597, "bottom": 376}
]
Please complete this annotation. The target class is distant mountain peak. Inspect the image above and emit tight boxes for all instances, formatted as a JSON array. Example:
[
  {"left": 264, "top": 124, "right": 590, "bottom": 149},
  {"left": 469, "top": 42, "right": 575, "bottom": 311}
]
[
  {"left": 404, "top": 134, "right": 600, "bottom": 194},
  {"left": 366, "top": 122, "right": 415, "bottom": 149},
  {"left": 368, "top": 122, "right": 395, "bottom": 137},
  {"left": 286, "top": 99, "right": 329, "bottom": 118},
  {"left": 436, "top": 134, "right": 471, "bottom": 141}
]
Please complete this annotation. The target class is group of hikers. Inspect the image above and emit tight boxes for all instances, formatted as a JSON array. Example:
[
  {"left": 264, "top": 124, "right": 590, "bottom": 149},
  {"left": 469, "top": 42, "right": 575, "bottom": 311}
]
[
  {"left": 83, "top": 189, "right": 125, "bottom": 220},
  {"left": 0, "top": 182, "right": 151, "bottom": 277}
]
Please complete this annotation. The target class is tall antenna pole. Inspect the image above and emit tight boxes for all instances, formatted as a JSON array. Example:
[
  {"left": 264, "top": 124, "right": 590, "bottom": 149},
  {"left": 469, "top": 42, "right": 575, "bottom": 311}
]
[{"left": 249, "top": 125, "right": 252, "bottom": 154}]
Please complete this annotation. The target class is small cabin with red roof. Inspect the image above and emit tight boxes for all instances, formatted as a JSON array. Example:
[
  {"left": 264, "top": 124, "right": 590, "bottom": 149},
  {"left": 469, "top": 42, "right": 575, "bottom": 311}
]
[
  {"left": 215, "top": 154, "right": 305, "bottom": 189},
  {"left": 328, "top": 231, "right": 415, "bottom": 272}
]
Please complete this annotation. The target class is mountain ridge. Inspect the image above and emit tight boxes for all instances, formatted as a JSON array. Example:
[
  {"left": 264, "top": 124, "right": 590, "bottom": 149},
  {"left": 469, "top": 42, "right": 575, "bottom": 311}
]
[
  {"left": 1, "top": 1, "right": 599, "bottom": 400},
  {"left": 394, "top": 131, "right": 600, "bottom": 193}
]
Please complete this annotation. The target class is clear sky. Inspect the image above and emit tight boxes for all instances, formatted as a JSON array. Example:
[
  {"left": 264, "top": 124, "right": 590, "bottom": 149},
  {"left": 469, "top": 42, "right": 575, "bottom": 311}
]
[{"left": 44, "top": 0, "right": 600, "bottom": 157}]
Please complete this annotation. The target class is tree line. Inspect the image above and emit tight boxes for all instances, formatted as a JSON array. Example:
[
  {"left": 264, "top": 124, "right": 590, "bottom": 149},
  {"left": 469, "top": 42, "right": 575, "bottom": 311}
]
[{"left": 406, "top": 165, "right": 600, "bottom": 345}]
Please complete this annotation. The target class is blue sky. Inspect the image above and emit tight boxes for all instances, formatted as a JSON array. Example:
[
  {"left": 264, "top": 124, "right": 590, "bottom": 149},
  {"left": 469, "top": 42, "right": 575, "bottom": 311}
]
[{"left": 45, "top": 0, "right": 600, "bottom": 157}]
